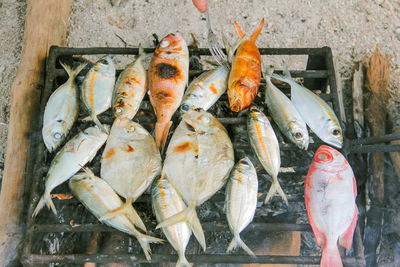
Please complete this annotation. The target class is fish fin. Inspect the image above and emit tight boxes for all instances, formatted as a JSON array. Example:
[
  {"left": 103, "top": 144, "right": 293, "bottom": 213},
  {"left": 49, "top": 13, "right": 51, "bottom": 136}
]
[
  {"left": 282, "top": 62, "right": 292, "bottom": 79},
  {"left": 59, "top": 61, "right": 88, "bottom": 79},
  {"left": 264, "top": 178, "right": 288, "bottom": 205},
  {"left": 129, "top": 225, "right": 164, "bottom": 261},
  {"left": 32, "top": 192, "right": 57, "bottom": 217},
  {"left": 99, "top": 198, "right": 147, "bottom": 232},
  {"left": 233, "top": 20, "right": 245, "bottom": 38},
  {"left": 188, "top": 207, "right": 206, "bottom": 251},
  {"left": 227, "top": 234, "right": 255, "bottom": 257},
  {"left": 137, "top": 44, "right": 146, "bottom": 60},
  {"left": 155, "top": 121, "right": 172, "bottom": 153},
  {"left": 92, "top": 115, "right": 109, "bottom": 134},
  {"left": 339, "top": 206, "right": 358, "bottom": 250},
  {"left": 176, "top": 251, "right": 191, "bottom": 267},
  {"left": 321, "top": 242, "right": 343, "bottom": 267},
  {"left": 80, "top": 166, "right": 96, "bottom": 178},
  {"left": 249, "top": 18, "right": 265, "bottom": 43}
]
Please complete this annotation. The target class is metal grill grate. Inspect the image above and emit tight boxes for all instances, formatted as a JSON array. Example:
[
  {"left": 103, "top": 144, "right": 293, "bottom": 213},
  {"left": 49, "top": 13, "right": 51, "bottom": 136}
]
[{"left": 21, "top": 46, "right": 366, "bottom": 266}]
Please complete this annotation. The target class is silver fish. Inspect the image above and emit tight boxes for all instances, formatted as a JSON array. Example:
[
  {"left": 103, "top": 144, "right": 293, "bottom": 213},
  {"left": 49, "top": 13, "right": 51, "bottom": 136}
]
[
  {"left": 158, "top": 108, "right": 235, "bottom": 250},
  {"left": 101, "top": 117, "right": 161, "bottom": 231},
  {"left": 179, "top": 65, "right": 229, "bottom": 115},
  {"left": 272, "top": 72, "right": 343, "bottom": 148},
  {"left": 152, "top": 177, "right": 192, "bottom": 267},
  {"left": 81, "top": 55, "right": 116, "bottom": 132},
  {"left": 112, "top": 46, "right": 147, "bottom": 119},
  {"left": 226, "top": 157, "right": 258, "bottom": 256},
  {"left": 264, "top": 68, "right": 309, "bottom": 150},
  {"left": 69, "top": 168, "right": 163, "bottom": 261},
  {"left": 33, "top": 126, "right": 109, "bottom": 217},
  {"left": 42, "top": 62, "right": 87, "bottom": 152},
  {"left": 247, "top": 106, "right": 287, "bottom": 205}
]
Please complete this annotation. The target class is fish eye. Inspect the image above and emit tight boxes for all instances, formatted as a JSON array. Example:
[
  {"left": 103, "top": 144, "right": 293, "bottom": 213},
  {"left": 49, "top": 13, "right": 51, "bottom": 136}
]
[
  {"left": 182, "top": 104, "right": 189, "bottom": 111},
  {"left": 125, "top": 125, "right": 135, "bottom": 133},
  {"left": 116, "top": 108, "right": 122, "bottom": 113},
  {"left": 53, "top": 132, "right": 61, "bottom": 139},
  {"left": 332, "top": 129, "right": 341, "bottom": 136},
  {"left": 100, "top": 59, "right": 109, "bottom": 65},
  {"left": 241, "top": 160, "right": 249, "bottom": 166},
  {"left": 295, "top": 132, "right": 303, "bottom": 139},
  {"left": 160, "top": 40, "right": 169, "bottom": 48}
]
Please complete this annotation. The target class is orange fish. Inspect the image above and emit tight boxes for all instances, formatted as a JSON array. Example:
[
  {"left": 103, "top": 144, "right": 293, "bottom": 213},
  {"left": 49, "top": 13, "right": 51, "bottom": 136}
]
[
  {"left": 148, "top": 31, "right": 189, "bottom": 152},
  {"left": 228, "top": 18, "right": 264, "bottom": 112}
]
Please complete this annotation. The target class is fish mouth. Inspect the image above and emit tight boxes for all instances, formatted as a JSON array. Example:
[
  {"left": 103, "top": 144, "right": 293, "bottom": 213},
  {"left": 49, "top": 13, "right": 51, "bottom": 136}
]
[
  {"left": 324, "top": 138, "right": 343, "bottom": 149},
  {"left": 230, "top": 99, "right": 243, "bottom": 112}
]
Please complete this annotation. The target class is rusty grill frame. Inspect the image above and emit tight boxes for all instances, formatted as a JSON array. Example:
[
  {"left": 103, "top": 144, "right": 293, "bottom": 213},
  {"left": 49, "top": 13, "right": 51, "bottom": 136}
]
[{"left": 20, "top": 46, "right": 369, "bottom": 266}]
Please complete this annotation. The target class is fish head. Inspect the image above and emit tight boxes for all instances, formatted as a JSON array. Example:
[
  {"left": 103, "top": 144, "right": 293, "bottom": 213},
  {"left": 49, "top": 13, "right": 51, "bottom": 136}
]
[
  {"left": 83, "top": 125, "right": 110, "bottom": 141},
  {"left": 313, "top": 145, "right": 349, "bottom": 172},
  {"left": 248, "top": 106, "right": 264, "bottom": 120},
  {"left": 181, "top": 107, "right": 214, "bottom": 133},
  {"left": 42, "top": 120, "right": 66, "bottom": 152},
  {"left": 157, "top": 31, "right": 187, "bottom": 56},
  {"left": 111, "top": 117, "right": 149, "bottom": 141},
  {"left": 228, "top": 78, "right": 257, "bottom": 112},
  {"left": 179, "top": 101, "right": 193, "bottom": 116},
  {"left": 288, "top": 121, "right": 309, "bottom": 150},
  {"left": 95, "top": 55, "right": 116, "bottom": 77},
  {"left": 322, "top": 123, "right": 343, "bottom": 149},
  {"left": 235, "top": 157, "right": 256, "bottom": 177}
]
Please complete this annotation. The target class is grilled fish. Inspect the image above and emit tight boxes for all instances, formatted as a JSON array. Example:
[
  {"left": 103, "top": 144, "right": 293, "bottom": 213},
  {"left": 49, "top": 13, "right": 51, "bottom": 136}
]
[
  {"left": 148, "top": 31, "right": 189, "bottom": 152},
  {"left": 272, "top": 72, "right": 343, "bottom": 148},
  {"left": 33, "top": 126, "right": 109, "bottom": 217},
  {"left": 81, "top": 55, "right": 116, "bottom": 133},
  {"left": 42, "top": 62, "right": 87, "bottom": 152},
  {"left": 247, "top": 106, "right": 287, "bottom": 205},
  {"left": 152, "top": 177, "right": 192, "bottom": 267},
  {"left": 69, "top": 168, "right": 163, "bottom": 261},
  {"left": 263, "top": 68, "right": 309, "bottom": 149},
  {"left": 226, "top": 157, "right": 258, "bottom": 256},
  {"left": 305, "top": 145, "right": 358, "bottom": 267},
  {"left": 101, "top": 117, "right": 161, "bottom": 231},
  {"left": 228, "top": 18, "right": 264, "bottom": 112},
  {"left": 157, "top": 108, "right": 235, "bottom": 250},
  {"left": 112, "top": 46, "right": 147, "bottom": 119}
]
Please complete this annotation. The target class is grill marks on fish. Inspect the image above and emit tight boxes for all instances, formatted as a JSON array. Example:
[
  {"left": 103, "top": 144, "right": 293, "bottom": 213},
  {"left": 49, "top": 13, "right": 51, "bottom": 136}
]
[
  {"left": 209, "top": 83, "right": 218, "bottom": 94},
  {"left": 125, "top": 144, "right": 135, "bottom": 153},
  {"left": 103, "top": 148, "right": 115, "bottom": 159},
  {"left": 157, "top": 63, "right": 180, "bottom": 79}
]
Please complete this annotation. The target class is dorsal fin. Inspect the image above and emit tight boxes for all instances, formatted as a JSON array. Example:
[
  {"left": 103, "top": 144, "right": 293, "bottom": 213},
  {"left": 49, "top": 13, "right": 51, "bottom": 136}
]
[
  {"left": 249, "top": 18, "right": 265, "bottom": 43},
  {"left": 233, "top": 20, "right": 245, "bottom": 38}
]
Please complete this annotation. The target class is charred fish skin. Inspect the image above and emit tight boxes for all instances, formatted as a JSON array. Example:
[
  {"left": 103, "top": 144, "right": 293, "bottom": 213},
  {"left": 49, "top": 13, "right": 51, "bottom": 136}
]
[
  {"left": 69, "top": 169, "right": 164, "bottom": 262},
  {"left": 247, "top": 106, "right": 288, "bottom": 205},
  {"left": 158, "top": 108, "right": 234, "bottom": 250},
  {"left": 148, "top": 31, "right": 189, "bottom": 152},
  {"left": 42, "top": 62, "right": 87, "bottom": 152},
  {"left": 226, "top": 157, "right": 258, "bottom": 256},
  {"left": 152, "top": 177, "right": 191, "bottom": 267},
  {"left": 305, "top": 145, "right": 358, "bottom": 267},
  {"left": 100, "top": 117, "right": 161, "bottom": 230},
  {"left": 179, "top": 65, "right": 229, "bottom": 116},
  {"left": 81, "top": 55, "right": 116, "bottom": 132},
  {"left": 263, "top": 70, "right": 309, "bottom": 150},
  {"left": 272, "top": 73, "right": 343, "bottom": 148},
  {"left": 227, "top": 18, "right": 264, "bottom": 112},
  {"left": 112, "top": 46, "right": 147, "bottom": 119},
  {"left": 33, "top": 126, "right": 109, "bottom": 217}
]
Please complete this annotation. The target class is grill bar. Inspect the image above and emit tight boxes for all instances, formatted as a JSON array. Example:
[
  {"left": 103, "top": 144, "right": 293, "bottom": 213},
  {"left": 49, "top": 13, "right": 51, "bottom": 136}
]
[{"left": 21, "top": 45, "right": 368, "bottom": 266}]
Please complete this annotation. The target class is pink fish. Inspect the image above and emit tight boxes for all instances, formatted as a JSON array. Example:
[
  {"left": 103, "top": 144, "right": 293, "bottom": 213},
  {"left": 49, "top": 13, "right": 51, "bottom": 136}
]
[{"left": 305, "top": 145, "right": 358, "bottom": 267}]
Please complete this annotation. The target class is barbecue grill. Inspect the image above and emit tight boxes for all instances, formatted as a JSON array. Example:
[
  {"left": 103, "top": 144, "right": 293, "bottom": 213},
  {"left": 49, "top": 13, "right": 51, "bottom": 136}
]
[{"left": 20, "top": 46, "right": 372, "bottom": 266}]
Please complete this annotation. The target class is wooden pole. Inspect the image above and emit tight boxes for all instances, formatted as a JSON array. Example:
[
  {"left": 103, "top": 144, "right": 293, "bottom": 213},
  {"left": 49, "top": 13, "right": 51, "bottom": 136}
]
[{"left": 0, "top": 0, "right": 71, "bottom": 265}]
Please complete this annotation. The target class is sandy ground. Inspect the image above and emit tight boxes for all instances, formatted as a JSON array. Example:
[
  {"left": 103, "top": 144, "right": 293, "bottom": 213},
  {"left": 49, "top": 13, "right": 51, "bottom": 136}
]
[{"left": 1, "top": 0, "right": 400, "bottom": 264}]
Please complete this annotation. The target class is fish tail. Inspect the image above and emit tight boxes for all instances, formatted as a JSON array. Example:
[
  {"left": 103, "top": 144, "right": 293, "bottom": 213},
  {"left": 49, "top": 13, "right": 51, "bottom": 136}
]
[
  {"left": 137, "top": 44, "right": 146, "bottom": 60},
  {"left": 130, "top": 226, "right": 164, "bottom": 261},
  {"left": 176, "top": 251, "right": 191, "bottom": 267},
  {"left": 32, "top": 192, "right": 56, "bottom": 217},
  {"left": 249, "top": 18, "right": 265, "bottom": 43},
  {"left": 222, "top": 33, "right": 242, "bottom": 64},
  {"left": 264, "top": 177, "right": 288, "bottom": 205},
  {"left": 227, "top": 234, "right": 256, "bottom": 257},
  {"left": 321, "top": 242, "right": 343, "bottom": 267},
  {"left": 233, "top": 20, "right": 245, "bottom": 38},
  {"left": 263, "top": 65, "right": 274, "bottom": 77},
  {"left": 60, "top": 61, "right": 88, "bottom": 79},
  {"left": 155, "top": 121, "right": 172, "bottom": 153},
  {"left": 99, "top": 198, "right": 147, "bottom": 232},
  {"left": 187, "top": 203, "right": 206, "bottom": 251},
  {"left": 92, "top": 115, "right": 109, "bottom": 134},
  {"left": 156, "top": 201, "right": 205, "bottom": 251}
]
